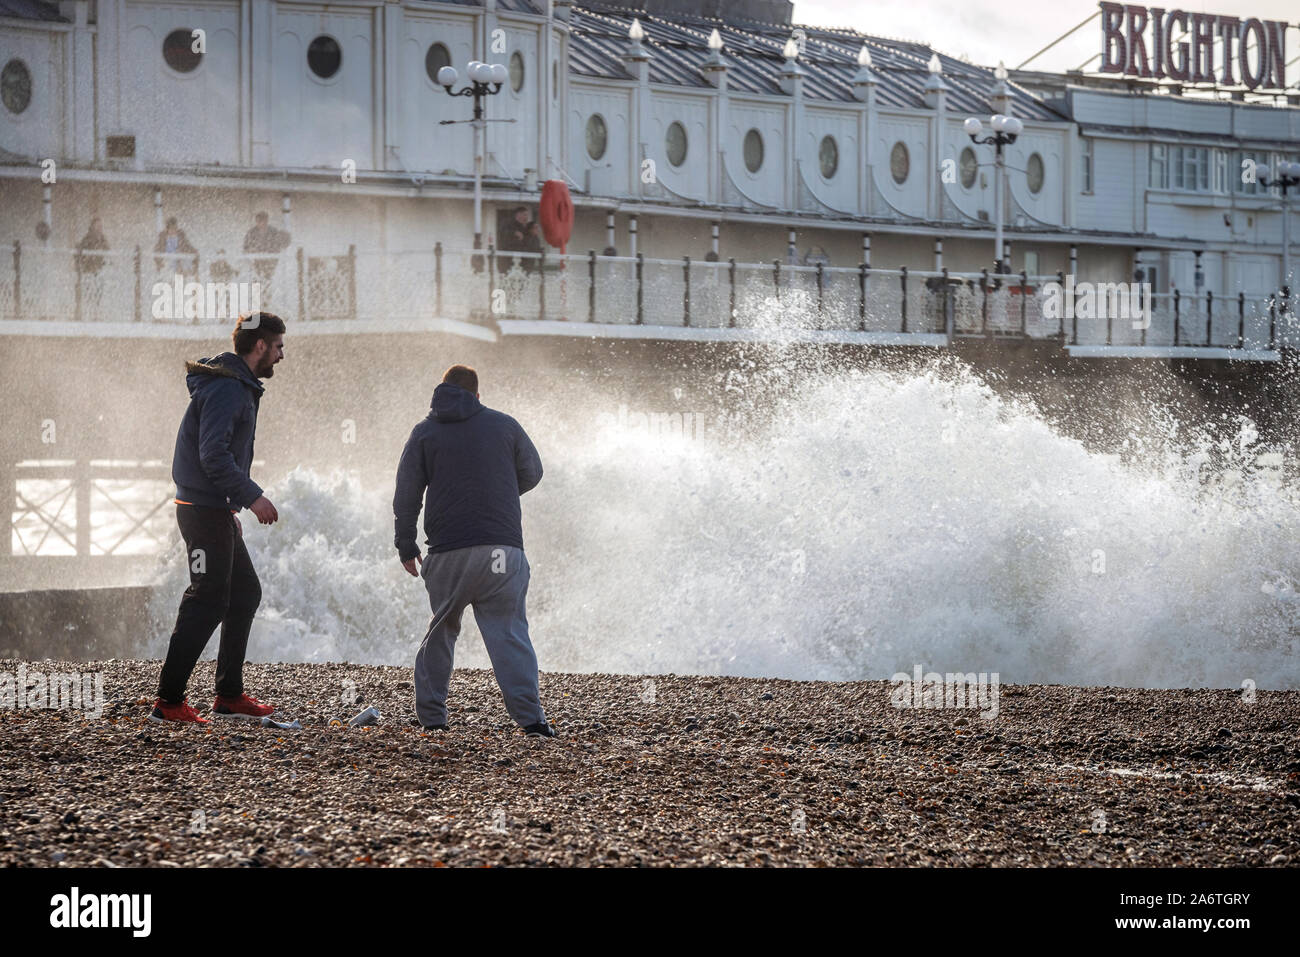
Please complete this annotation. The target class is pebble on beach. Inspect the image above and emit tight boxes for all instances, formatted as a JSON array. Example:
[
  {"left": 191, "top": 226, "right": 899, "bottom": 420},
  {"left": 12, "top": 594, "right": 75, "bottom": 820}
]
[{"left": 0, "top": 659, "right": 1296, "bottom": 867}]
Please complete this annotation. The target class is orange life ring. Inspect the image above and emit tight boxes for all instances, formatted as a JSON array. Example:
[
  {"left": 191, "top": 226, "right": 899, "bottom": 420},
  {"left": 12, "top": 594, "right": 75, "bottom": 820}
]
[{"left": 538, "top": 180, "right": 574, "bottom": 253}]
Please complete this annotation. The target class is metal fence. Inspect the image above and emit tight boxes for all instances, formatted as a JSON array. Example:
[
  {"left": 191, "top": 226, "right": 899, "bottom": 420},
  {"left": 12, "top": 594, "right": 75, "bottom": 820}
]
[
  {"left": 7, "top": 459, "right": 174, "bottom": 558},
  {"left": 0, "top": 242, "right": 348, "bottom": 324},
  {"left": 2, "top": 239, "right": 1292, "bottom": 352}
]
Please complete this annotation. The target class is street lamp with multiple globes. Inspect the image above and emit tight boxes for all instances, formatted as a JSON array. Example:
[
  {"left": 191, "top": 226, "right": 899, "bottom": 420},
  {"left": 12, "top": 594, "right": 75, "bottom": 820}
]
[
  {"left": 1257, "top": 160, "right": 1300, "bottom": 311},
  {"left": 963, "top": 112, "right": 1024, "bottom": 276},
  {"left": 437, "top": 60, "right": 508, "bottom": 258}
]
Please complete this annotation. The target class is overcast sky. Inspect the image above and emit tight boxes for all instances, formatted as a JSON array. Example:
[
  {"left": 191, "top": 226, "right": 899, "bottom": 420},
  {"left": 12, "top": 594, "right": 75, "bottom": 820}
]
[{"left": 792, "top": 1, "right": 1294, "bottom": 75}]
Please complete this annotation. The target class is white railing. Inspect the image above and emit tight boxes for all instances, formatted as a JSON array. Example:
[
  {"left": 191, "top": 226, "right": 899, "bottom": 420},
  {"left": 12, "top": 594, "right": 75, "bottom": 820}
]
[{"left": 1, "top": 239, "right": 1292, "bottom": 353}]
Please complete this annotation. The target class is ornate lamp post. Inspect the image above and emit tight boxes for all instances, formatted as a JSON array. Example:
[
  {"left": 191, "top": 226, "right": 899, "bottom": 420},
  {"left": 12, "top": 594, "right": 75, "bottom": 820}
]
[
  {"left": 437, "top": 60, "right": 508, "bottom": 257},
  {"left": 1258, "top": 160, "right": 1300, "bottom": 312},
  {"left": 963, "top": 111, "right": 1024, "bottom": 275}
]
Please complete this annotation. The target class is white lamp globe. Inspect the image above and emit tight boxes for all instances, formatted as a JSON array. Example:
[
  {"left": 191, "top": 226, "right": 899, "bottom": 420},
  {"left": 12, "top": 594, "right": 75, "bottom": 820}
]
[
  {"left": 490, "top": 62, "right": 508, "bottom": 85},
  {"left": 963, "top": 117, "right": 983, "bottom": 136},
  {"left": 437, "top": 66, "right": 458, "bottom": 87},
  {"left": 1258, "top": 164, "right": 1272, "bottom": 183},
  {"left": 1004, "top": 117, "right": 1024, "bottom": 136},
  {"left": 990, "top": 114, "right": 1008, "bottom": 132}
]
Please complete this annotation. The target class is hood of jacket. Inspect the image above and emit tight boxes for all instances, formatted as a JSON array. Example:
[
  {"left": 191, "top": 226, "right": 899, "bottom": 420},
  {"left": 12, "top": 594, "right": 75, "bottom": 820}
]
[
  {"left": 185, "top": 352, "right": 265, "bottom": 398},
  {"left": 430, "top": 382, "right": 483, "bottom": 423}
]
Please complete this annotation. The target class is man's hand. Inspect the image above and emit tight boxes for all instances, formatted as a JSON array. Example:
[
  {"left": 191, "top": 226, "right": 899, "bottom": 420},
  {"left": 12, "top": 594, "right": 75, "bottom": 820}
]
[
  {"left": 249, "top": 496, "right": 278, "bottom": 525},
  {"left": 402, "top": 555, "right": 421, "bottom": 578}
]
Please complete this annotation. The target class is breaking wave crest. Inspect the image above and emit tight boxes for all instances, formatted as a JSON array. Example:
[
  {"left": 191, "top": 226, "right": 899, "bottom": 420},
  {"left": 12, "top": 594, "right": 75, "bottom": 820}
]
[{"left": 148, "top": 359, "right": 1300, "bottom": 689}]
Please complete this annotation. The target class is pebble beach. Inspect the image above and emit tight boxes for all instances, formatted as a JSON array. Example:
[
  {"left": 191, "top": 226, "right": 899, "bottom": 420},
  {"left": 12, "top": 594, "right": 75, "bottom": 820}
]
[{"left": 1, "top": 659, "right": 1296, "bottom": 867}]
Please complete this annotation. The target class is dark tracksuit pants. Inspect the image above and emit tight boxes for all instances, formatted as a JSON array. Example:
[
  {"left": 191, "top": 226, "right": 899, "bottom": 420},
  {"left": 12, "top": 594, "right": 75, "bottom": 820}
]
[{"left": 157, "top": 504, "right": 261, "bottom": 703}]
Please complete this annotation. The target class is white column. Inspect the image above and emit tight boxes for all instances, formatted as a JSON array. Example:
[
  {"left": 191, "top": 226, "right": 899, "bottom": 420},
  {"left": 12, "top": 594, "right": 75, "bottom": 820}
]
[
  {"left": 381, "top": 1, "right": 403, "bottom": 172},
  {"left": 94, "top": 0, "right": 122, "bottom": 163},
  {"left": 249, "top": 0, "right": 274, "bottom": 167}
]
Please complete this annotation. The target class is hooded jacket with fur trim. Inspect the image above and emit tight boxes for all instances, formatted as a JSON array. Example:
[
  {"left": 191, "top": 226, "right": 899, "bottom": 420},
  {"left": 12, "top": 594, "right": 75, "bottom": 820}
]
[{"left": 171, "top": 352, "right": 265, "bottom": 510}]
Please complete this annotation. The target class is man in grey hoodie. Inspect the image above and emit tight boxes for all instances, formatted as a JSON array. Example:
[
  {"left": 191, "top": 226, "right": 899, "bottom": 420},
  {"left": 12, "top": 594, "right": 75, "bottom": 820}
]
[{"left": 393, "top": 364, "right": 553, "bottom": 737}]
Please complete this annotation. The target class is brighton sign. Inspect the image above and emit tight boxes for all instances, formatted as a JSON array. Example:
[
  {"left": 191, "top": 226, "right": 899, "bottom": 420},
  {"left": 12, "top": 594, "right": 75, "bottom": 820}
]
[{"left": 1098, "top": 3, "right": 1289, "bottom": 90}]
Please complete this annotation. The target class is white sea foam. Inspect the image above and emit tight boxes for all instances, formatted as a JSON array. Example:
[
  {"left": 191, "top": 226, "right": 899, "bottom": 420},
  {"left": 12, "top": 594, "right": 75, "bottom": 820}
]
[{"left": 147, "top": 360, "right": 1300, "bottom": 689}]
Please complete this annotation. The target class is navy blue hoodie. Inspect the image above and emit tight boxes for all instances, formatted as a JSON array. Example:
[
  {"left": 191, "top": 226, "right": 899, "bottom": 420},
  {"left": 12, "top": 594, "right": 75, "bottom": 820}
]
[
  {"left": 393, "top": 383, "right": 543, "bottom": 561},
  {"left": 171, "top": 352, "right": 265, "bottom": 510}
]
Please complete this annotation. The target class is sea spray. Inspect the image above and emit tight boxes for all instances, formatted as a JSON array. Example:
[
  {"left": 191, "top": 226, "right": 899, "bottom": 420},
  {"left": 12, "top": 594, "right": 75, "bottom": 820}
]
[{"left": 147, "top": 360, "right": 1300, "bottom": 689}]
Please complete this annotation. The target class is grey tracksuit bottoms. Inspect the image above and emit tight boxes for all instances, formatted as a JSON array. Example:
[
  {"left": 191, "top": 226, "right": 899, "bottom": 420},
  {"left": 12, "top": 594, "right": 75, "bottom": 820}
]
[{"left": 414, "top": 544, "right": 547, "bottom": 729}]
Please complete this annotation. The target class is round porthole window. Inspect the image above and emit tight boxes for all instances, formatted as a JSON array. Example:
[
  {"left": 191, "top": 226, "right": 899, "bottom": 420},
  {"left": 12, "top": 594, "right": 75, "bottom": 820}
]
[
  {"left": 586, "top": 114, "right": 608, "bottom": 161},
  {"left": 509, "top": 51, "right": 525, "bottom": 92},
  {"left": 819, "top": 135, "right": 838, "bottom": 179},
  {"left": 307, "top": 36, "right": 342, "bottom": 79},
  {"left": 743, "top": 129, "right": 764, "bottom": 173},
  {"left": 1, "top": 59, "right": 32, "bottom": 114},
  {"left": 162, "top": 30, "right": 202, "bottom": 74},
  {"left": 425, "top": 43, "right": 451, "bottom": 84},
  {"left": 666, "top": 121, "right": 687, "bottom": 167},
  {"left": 960, "top": 147, "right": 978, "bottom": 189},
  {"left": 890, "top": 141, "right": 909, "bottom": 184},
  {"left": 1027, "top": 153, "right": 1045, "bottom": 194}
]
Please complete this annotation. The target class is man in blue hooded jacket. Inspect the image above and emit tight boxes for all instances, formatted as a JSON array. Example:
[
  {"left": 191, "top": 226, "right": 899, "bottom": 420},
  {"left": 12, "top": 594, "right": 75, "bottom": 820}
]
[
  {"left": 152, "top": 312, "right": 285, "bottom": 724},
  {"left": 393, "top": 364, "right": 554, "bottom": 737}
]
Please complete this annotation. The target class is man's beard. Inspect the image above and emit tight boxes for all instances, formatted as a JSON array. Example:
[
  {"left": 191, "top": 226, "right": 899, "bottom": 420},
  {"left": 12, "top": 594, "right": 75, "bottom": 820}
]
[{"left": 256, "top": 360, "right": 275, "bottom": 379}]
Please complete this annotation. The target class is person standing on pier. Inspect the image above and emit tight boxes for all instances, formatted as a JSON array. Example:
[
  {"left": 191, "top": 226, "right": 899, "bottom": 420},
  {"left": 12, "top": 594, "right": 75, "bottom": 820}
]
[
  {"left": 151, "top": 312, "right": 285, "bottom": 724},
  {"left": 393, "top": 364, "right": 554, "bottom": 737}
]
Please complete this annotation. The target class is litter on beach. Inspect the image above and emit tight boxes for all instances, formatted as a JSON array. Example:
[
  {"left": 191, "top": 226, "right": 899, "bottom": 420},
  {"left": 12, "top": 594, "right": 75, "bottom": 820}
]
[{"left": 262, "top": 717, "right": 305, "bottom": 733}]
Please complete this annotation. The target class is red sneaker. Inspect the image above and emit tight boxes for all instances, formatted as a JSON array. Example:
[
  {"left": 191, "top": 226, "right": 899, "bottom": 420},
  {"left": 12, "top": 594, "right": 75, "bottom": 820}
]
[
  {"left": 149, "top": 698, "right": 210, "bottom": 724},
  {"left": 212, "top": 693, "right": 275, "bottom": 721}
]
